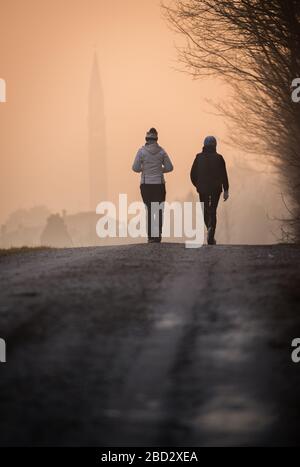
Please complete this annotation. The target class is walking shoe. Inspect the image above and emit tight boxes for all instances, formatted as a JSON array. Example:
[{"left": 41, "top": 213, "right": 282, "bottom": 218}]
[{"left": 207, "top": 227, "right": 216, "bottom": 245}]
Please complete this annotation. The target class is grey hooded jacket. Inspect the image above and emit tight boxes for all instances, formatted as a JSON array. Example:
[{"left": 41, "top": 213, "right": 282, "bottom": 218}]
[{"left": 132, "top": 143, "right": 174, "bottom": 184}]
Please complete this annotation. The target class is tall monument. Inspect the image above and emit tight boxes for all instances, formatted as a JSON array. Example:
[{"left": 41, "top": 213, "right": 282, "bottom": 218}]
[{"left": 88, "top": 52, "right": 107, "bottom": 211}]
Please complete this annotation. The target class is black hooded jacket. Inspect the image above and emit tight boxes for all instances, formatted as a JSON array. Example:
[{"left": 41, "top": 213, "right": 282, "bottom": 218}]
[{"left": 190, "top": 147, "right": 229, "bottom": 194}]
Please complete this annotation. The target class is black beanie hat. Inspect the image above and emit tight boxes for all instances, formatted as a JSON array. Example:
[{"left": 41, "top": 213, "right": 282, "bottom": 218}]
[{"left": 146, "top": 128, "right": 158, "bottom": 141}]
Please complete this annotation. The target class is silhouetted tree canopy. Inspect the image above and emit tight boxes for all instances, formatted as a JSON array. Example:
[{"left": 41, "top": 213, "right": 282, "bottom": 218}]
[{"left": 163, "top": 0, "right": 300, "bottom": 240}]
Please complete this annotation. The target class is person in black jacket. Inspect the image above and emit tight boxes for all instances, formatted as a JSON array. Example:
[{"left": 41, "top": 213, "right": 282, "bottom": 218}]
[{"left": 190, "top": 136, "right": 229, "bottom": 245}]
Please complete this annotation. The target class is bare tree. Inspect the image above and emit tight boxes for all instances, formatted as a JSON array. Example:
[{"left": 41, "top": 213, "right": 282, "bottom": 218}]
[{"left": 163, "top": 0, "right": 300, "bottom": 240}]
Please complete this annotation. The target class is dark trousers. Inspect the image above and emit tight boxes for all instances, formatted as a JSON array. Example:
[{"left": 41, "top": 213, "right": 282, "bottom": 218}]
[
  {"left": 199, "top": 192, "right": 221, "bottom": 234},
  {"left": 140, "top": 184, "right": 166, "bottom": 239}
]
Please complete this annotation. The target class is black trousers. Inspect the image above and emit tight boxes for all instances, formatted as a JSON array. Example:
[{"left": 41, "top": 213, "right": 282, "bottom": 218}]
[
  {"left": 199, "top": 191, "right": 221, "bottom": 233},
  {"left": 140, "top": 184, "right": 166, "bottom": 239}
]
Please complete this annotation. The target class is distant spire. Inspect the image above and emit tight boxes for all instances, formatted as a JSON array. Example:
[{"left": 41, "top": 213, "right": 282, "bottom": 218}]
[{"left": 88, "top": 51, "right": 107, "bottom": 211}]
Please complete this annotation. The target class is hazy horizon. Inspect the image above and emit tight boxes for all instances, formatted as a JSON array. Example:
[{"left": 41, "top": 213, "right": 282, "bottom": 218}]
[{"left": 0, "top": 0, "right": 288, "bottom": 245}]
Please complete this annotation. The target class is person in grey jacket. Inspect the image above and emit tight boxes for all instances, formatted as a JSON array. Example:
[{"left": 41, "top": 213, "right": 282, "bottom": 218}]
[{"left": 132, "top": 128, "right": 173, "bottom": 243}]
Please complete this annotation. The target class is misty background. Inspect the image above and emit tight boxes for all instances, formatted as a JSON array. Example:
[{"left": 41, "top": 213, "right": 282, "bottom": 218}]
[{"left": 0, "top": 0, "right": 287, "bottom": 248}]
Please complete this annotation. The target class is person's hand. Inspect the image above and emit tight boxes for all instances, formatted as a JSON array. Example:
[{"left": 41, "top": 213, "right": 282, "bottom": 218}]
[{"left": 223, "top": 190, "right": 229, "bottom": 201}]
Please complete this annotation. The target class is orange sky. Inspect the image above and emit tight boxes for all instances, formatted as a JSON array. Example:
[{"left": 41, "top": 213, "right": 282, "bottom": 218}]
[{"left": 0, "top": 0, "right": 233, "bottom": 225}]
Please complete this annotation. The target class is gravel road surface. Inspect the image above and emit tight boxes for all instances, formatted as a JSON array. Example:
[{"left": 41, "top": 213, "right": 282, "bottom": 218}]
[{"left": 1, "top": 244, "right": 300, "bottom": 446}]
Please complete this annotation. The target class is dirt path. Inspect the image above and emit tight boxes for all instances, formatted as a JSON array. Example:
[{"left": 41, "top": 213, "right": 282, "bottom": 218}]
[{"left": 0, "top": 244, "right": 300, "bottom": 446}]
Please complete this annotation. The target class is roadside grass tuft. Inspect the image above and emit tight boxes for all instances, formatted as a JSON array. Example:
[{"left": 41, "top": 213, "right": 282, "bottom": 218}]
[{"left": 0, "top": 246, "right": 51, "bottom": 257}]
